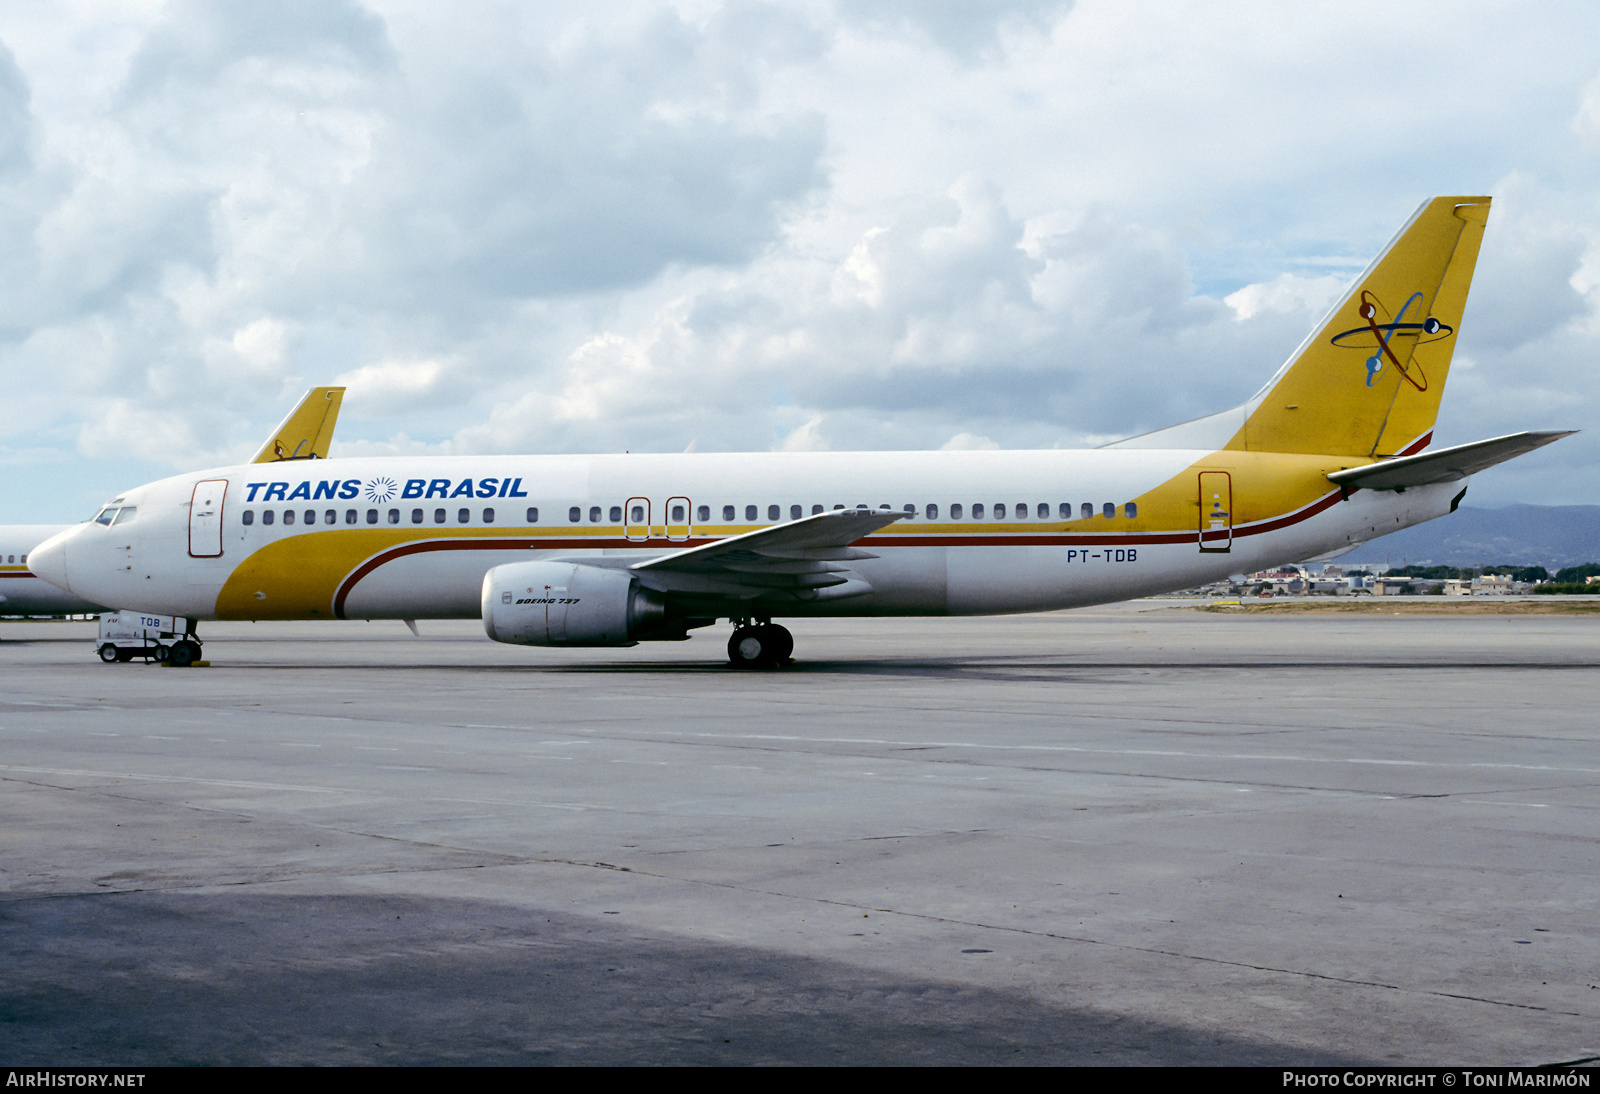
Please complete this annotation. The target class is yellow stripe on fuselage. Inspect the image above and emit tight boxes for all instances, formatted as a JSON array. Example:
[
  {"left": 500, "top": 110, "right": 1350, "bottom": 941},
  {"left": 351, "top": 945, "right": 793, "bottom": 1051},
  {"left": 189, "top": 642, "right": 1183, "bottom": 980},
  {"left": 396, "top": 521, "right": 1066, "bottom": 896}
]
[{"left": 213, "top": 445, "right": 1374, "bottom": 620}]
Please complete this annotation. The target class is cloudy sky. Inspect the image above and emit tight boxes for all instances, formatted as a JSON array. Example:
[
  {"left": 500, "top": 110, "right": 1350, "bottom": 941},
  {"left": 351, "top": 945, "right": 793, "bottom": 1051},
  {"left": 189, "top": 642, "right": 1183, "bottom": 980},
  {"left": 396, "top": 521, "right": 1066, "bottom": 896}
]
[{"left": 2, "top": 0, "right": 1596, "bottom": 520}]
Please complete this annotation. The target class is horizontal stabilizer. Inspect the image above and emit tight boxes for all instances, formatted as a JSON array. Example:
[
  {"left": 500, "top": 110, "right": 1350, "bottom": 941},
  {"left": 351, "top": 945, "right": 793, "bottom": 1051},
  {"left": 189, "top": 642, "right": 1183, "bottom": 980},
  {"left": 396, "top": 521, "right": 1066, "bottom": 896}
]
[{"left": 1326, "top": 431, "right": 1575, "bottom": 491}]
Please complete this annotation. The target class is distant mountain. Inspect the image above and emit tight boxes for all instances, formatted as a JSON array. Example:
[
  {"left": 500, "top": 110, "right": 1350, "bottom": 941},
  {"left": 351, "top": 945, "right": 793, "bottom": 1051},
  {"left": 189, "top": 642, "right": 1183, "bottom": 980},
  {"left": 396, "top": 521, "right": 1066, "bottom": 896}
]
[{"left": 1336, "top": 504, "right": 1600, "bottom": 569}]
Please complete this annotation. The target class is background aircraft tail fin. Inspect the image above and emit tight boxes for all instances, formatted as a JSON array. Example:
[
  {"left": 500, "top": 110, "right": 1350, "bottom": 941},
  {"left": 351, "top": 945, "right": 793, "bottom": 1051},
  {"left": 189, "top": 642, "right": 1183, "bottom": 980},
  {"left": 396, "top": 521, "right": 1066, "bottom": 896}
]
[
  {"left": 251, "top": 386, "right": 346, "bottom": 463},
  {"left": 1227, "top": 196, "right": 1491, "bottom": 457}
]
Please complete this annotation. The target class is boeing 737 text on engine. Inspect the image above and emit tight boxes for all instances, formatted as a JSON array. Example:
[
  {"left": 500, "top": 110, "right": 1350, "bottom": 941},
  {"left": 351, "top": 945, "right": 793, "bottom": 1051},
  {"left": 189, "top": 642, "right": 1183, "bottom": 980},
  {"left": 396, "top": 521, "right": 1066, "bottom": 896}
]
[{"left": 28, "top": 197, "right": 1575, "bottom": 667}]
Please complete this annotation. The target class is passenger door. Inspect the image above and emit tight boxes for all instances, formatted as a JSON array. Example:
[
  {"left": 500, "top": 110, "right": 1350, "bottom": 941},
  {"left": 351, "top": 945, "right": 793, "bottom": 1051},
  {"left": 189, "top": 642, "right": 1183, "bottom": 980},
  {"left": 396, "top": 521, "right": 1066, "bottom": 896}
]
[
  {"left": 1198, "top": 472, "right": 1232, "bottom": 553},
  {"left": 665, "top": 496, "right": 692, "bottom": 541},
  {"left": 189, "top": 479, "right": 228, "bottom": 558},
  {"left": 625, "top": 497, "right": 651, "bottom": 542}
]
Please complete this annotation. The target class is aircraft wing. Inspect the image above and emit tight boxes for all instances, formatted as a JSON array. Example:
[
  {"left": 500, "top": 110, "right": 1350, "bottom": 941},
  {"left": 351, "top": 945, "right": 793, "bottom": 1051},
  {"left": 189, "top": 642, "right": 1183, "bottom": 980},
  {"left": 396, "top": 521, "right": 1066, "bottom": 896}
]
[
  {"left": 628, "top": 507, "right": 913, "bottom": 600},
  {"left": 251, "top": 387, "right": 346, "bottom": 463},
  {"left": 1326, "top": 431, "right": 1575, "bottom": 491}
]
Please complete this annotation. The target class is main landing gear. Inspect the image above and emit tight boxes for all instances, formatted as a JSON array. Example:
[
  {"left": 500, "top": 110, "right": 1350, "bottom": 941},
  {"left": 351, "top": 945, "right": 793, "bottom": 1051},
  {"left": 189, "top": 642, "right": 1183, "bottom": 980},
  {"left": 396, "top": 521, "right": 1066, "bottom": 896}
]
[{"left": 727, "top": 620, "right": 793, "bottom": 669}]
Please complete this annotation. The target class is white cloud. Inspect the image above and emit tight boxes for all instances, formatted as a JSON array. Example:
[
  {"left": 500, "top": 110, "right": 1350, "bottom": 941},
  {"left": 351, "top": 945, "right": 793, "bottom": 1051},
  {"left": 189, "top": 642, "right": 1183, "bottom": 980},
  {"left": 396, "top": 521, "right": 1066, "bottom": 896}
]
[
  {"left": 334, "top": 355, "right": 448, "bottom": 412},
  {"left": 779, "top": 415, "right": 828, "bottom": 451},
  {"left": 940, "top": 432, "right": 999, "bottom": 450},
  {"left": 1225, "top": 273, "right": 1346, "bottom": 322},
  {"left": 2, "top": 0, "right": 1600, "bottom": 516}
]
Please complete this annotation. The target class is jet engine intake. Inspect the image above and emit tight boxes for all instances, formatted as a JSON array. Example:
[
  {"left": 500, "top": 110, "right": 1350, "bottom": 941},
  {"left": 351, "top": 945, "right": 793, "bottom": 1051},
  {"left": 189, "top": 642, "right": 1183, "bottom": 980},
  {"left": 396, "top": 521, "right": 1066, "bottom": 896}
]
[{"left": 481, "top": 561, "right": 666, "bottom": 647}]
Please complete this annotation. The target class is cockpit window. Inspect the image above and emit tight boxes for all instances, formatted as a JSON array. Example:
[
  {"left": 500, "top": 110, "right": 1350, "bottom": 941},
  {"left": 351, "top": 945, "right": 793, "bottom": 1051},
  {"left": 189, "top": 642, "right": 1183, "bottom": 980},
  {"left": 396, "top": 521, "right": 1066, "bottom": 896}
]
[
  {"left": 93, "top": 507, "right": 118, "bottom": 525},
  {"left": 111, "top": 507, "right": 137, "bottom": 526}
]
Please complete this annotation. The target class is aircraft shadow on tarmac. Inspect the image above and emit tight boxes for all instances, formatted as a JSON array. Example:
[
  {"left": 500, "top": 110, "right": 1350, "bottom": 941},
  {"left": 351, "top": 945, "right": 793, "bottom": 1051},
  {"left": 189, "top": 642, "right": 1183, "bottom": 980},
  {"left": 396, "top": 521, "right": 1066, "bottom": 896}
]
[{"left": 1, "top": 890, "right": 1364, "bottom": 1066}]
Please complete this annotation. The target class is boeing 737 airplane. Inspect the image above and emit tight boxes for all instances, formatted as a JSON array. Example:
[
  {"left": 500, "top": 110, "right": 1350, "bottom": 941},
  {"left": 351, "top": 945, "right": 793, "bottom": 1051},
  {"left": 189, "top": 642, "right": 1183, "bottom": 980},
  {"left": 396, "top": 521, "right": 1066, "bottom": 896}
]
[{"left": 27, "top": 197, "right": 1574, "bottom": 666}]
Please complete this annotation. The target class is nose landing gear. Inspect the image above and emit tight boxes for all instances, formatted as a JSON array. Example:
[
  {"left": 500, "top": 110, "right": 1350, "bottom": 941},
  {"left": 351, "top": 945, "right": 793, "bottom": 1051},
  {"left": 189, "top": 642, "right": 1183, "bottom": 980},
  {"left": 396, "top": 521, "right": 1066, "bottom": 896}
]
[{"left": 727, "top": 620, "right": 794, "bottom": 669}]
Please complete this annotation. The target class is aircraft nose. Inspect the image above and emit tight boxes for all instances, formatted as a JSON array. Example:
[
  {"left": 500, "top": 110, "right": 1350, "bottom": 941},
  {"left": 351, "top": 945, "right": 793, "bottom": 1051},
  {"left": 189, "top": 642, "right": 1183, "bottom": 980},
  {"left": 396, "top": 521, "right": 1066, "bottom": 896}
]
[{"left": 28, "top": 529, "right": 73, "bottom": 592}]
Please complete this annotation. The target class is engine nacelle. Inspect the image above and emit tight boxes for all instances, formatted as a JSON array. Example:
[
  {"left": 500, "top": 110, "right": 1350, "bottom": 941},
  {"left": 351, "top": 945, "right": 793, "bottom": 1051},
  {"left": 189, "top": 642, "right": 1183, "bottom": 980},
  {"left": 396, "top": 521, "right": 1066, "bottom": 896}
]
[{"left": 481, "top": 561, "right": 666, "bottom": 647}]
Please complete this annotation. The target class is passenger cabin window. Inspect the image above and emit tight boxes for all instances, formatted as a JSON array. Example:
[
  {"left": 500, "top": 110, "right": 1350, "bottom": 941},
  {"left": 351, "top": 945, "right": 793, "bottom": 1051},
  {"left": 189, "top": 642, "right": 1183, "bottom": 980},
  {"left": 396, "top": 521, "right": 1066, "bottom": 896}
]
[
  {"left": 790, "top": 505, "right": 802, "bottom": 520},
  {"left": 366, "top": 509, "right": 378, "bottom": 525},
  {"left": 994, "top": 503, "right": 1006, "bottom": 519},
  {"left": 283, "top": 510, "right": 296, "bottom": 525},
  {"left": 812, "top": 504, "right": 823, "bottom": 515},
  {"left": 1081, "top": 503, "right": 1093, "bottom": 520},
  {"left": 631, "top": 505, "right": 645, "bottom": 522},
  {"left": 460, "top": 508, "right": 472, "bottom": 524},
  {"left": 1124, "top": 502, "right": 1137, "bottom": 519},
  {"left": 569, "top": 507, "right": 581, "bottom": 522},
  {"left": 346, "top": 510, "right": 358, "bottom": 525},
  {"left": 326, "top": 509, "right": 337, "bottom": 525},
  {"left": 412, "top": 509, "right": 423, "bottom": 524},
  {"left": 1037, "top": 503, "right": 1048, "bottom": 519},
  {"left": 263, "top": 510, "right": 275, "bottom": 526},
  {"left": 951, "top": 503, "right": 963, "bottom": 519},
  {"left": 926, "top": 503, "right": 938, "bottom": 519},
  {"left": 722, "top": 505, "right": 735, "bottom": 521},
  {"left": 588, "top": 506, "right": 601, "bottom": 523},
  {"left": 527, "top": 507, "right": 539, "bottom": 523},
  {"left": 435, "top": 509, "right": 447, "bottom": 524},
  {"left": 745, "top": 505, "right": 757, "bottom": 521},
  {"left": 973, "top": 503, "right": 985, "bottom": 519},
  {"left": 1103, "top": 502, "right": 1115, "bottom": 518},
  {"left": 832, "top": 504, "right": 844, "bottom": 510},
  {"left": 697, "top": 505, "right": 710, "bottom": 522},
  {"left": 242, "top": 510, "right": 254, "bottom": 525},
  {"left": 769, "top": 505, "right": 780, "bottom": 521},
  {"left": 304, "top": 510, "right": 316, "bottom": 525},
  {"left": 1059, "top": 503, "right": 1071, "bottom": 519},
  {"left": 483, "top": 508, "right": 495, "bottom": 523},
  {"left": 609, "top": 506, "right": 622, "bottom": 522},
  {"left": 388, "top": 509, "right": 400, "bottom": 525}
]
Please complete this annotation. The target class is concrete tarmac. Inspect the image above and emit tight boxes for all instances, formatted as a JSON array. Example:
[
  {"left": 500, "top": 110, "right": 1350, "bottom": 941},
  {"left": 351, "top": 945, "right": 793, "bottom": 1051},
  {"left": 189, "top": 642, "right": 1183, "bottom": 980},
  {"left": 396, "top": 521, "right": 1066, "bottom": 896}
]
[{"left": 2, "top": 604, "right": 1597, "bottom": 1065}]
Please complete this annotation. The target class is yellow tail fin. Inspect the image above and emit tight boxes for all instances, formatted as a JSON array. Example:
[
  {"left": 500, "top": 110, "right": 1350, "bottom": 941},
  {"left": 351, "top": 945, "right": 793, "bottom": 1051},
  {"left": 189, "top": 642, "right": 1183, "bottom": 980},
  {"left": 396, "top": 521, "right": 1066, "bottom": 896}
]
[
  {"left": 1228, "top": 196, "right": 1490, "bottom": 457},
  {"left": 251, "top": 387, "right": 346, "bottom": 463}
]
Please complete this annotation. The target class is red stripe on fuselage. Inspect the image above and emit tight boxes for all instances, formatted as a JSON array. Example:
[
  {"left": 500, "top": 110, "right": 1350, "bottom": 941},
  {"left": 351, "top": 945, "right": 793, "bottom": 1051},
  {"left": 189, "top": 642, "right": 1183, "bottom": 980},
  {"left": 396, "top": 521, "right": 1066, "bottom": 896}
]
[{"left": 328, "top": 486, "right": 1349, "bottom": 617}]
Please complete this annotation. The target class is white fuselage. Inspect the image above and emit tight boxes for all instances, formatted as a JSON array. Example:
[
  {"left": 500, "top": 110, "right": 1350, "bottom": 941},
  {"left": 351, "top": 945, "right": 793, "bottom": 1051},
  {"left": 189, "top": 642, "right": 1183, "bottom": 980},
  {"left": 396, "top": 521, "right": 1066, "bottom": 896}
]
[{"left": 29, "top": 448, "right": 1459, "bottom": 624}]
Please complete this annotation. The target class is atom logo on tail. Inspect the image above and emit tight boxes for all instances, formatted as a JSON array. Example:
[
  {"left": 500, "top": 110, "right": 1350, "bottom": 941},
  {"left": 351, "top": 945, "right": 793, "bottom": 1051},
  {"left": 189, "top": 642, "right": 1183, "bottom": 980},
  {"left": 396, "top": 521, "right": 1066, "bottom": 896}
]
[{"left": 1329, "top": 290, "right": 1451, "bottom": 390}]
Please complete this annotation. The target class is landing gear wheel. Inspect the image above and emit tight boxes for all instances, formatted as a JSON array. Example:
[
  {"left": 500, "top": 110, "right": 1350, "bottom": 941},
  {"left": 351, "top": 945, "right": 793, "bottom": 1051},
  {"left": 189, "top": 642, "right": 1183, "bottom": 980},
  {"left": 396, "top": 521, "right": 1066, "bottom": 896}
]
[
  {"left": 765, "top": 624, "right": 793, "bottom": 663},
  {"left": 727, "top": 624, "right": 792, "bottom": 669},
  {"left": 98, "top": 644, "right": 120, "bottom": 664},
  {"left": 168, "top": 641, "right": 198, "bottom": 668},
  {"left": 728, "top": 626, "right": 775, "bottom": 669},
  {"left": 153, "top": 645, "right": 170, "bottom": 663}
]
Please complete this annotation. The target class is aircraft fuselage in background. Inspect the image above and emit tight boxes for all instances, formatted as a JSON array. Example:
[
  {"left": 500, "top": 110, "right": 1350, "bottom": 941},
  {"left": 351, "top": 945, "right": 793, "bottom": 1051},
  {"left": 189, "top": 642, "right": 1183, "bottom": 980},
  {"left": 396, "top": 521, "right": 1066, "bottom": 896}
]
[{"left": 0, "top": 525, "right": 104, "bottom": 617}]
